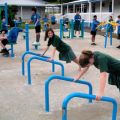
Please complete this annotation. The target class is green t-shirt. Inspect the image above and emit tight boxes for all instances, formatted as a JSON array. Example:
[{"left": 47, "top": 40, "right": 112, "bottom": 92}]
[
  {"left": 94, "top": 51, "right": 120, "bottom": 75},
  {"left": 47, "top": 35, "right": 70, "bottom": 53}
]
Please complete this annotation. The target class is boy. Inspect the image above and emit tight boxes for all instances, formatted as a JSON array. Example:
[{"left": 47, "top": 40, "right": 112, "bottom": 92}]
[
  {"left": 91, "top": 15, "right": 100, "bottom": 45},
  {"left": 116, "top": 15, "right": 120, "bottom": 49},
  {"left": 74, "top": 11, "right": 81, "bottom": 36},
  {"left": 30, "top": 7, "right": 41, "bottom": 45},
  {"left": 0, "top": 21, "right": 22, "bottom": 56}
]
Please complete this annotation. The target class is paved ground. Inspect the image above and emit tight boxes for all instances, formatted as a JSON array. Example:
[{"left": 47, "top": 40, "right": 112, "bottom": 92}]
[{"left": 0, "top": 30, "right": 120, "bottom": 120}]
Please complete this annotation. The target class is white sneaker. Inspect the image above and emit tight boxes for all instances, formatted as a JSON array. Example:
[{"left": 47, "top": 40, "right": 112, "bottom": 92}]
[{"left": 32, "top": 41, "right": 40, "bottom": 46}]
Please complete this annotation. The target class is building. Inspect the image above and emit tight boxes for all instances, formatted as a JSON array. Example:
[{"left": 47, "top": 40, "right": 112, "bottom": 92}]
[
  {"left": 60, "top": 0, "right": 119, "bottom": 22},
  {"left": 0, "top": 0, "right": 58, "bottom": 20}
]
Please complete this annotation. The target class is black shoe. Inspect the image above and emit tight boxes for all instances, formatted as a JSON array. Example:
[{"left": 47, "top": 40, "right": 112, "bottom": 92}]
[
  {"left": 0, "top": 49, "right": 6, "bottom": 53},
  {"left": 116, "top": 45, "right": 120, "bottom": 49},
  {"left": 2, "top": 49, "right": 9, "bottom": 56},
  {"left": 91, "top": 43, "right": 97, "bottom": 45}
]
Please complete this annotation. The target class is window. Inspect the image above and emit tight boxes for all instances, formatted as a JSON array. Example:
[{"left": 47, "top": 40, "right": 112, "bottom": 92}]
[
  {"left": 92, "top": 3, "right": 96, "bottom": 12},
  {"left": 109, "top": 2, "right": 112, "bottom": 12}
]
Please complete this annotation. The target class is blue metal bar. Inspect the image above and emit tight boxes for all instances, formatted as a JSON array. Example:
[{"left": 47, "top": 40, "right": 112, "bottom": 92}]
[
  {"left": 104, "top": 24, "right": 109, "bottom": 48},
  {"left": 110, "top": 29, "right": 112, "bottom": 46},
  {"left": 27, "top": 56, "right": 65, "bottom": 84},
  {"left": 21, "top": 51, "right": 50, "bottom": 76},
  {"left": 45, "top": 75, "right": 93, "bottom": 112},
  {"left": 62, "top": 92, "right": 117, "bottom": 120},
  {"left": 60, "top": 19, "right": 63, "bottom": 39},
  {"left": 70, "top": 19, "right": 74, "bottom": 39},
  {"left": 25, "top": 23, "right": 29, "bottom": 51}
]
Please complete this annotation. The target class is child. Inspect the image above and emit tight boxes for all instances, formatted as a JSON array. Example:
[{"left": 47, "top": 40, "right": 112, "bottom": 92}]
[
  {"left": 109, "top": 16, "right": 114, "bottom": 22},
  {"left": 116, "top": 15, "right": 120, "bottom": 49},
  {"left": 0, "top": 21, "right": 22, "bottom": 56},
  {"left": 30, "top": 7, "right": 41, "bottom": 45},
  {"left": 43, "top": 28, "right": 80, "bottom": 69},
  {"left": 74, "top": 50, "right": 120, "bottom": 100},
  {"left": 51, "top": 15, "right": 56, "bottom": 25},
  {"left": 91, "top": 15, "right": 100, "bottom": 45},
  {"left": 0, "top": 17, "right": 8, "bottom": 37},
  {"left": 43, "top": 15, "right": 49, "bottom": 31},
  {"left": 74, "top": 11, "right": 81, "bottom": 36}
]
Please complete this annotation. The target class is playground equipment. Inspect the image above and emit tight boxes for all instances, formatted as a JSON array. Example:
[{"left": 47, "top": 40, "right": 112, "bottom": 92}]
[
  {"left": 97, "top": 21, "right": 119, "bottom": 48},
  {"left": 0, "top": 3, "right": 8, "bottom": 30},
  {"left": 21, "top": 51, "right": 64, "bottom": 84},
  {"left": 70, "top": 19, "right": 84, "bottom": 39},
  {"left": 0, "top": 3, "right": 15, "bottom": 57},
  {"left": 60, "top": 19, "right": 70, "bottom": 39},
  {"left": 45, "top": 75, "right": 93, "bottom": 112},
  {"left": 25, "top": 23, "right": 40, "bottom": 50},
  {"left": 60, "top": 19, "right": 84, "bottom": 39},
  {"left": 62, "top": 92, "right": 118, "bottom": 120}
]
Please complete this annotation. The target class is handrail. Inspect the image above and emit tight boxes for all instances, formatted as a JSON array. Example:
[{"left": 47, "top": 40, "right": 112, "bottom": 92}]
[
  {"left": 62, "top": 92, "right": 117, "bottom": 120},
  {"left": 21, "top": 51, "right": 50, "bottom": 76},
  {"left": 45, "top": 75, "right": 93, "bottom": 112},
  {"left": 27, "top": 57, "right": 65, "bottom": 84}
]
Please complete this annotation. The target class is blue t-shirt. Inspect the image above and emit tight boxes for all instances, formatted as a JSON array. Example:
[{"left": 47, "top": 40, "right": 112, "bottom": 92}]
[
  {"left": 74, "top": 14, "right": 81, "bottom": 22},
  {"left": 43, "top": 17, "right": 48, "bottom": 23},
  {"left": 7, "top": 27, "right": 23, "bottom": 43},
  {"left": 1, "top": 21, "right": 7, "bottom": 30},
  {"left": 116, "top": 20, "right": 120, "bottom": 34},
  {"left": 31, "top": 13, "right": 40, "bottom": 27},
  {"left": 51, "top": 16, "right": 56, "bottom": 22},
  {"left": 91, "top": 19, "right": 100, "bottom": 31}
]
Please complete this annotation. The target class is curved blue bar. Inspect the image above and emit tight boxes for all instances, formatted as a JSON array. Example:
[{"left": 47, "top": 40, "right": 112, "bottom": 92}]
[
  {"left": 21, "top": 51, "right": 50, "bottom": 76},
  {"left": 45, "top": 75, "right": 93, "bottom": 112},
  {"left": 27, "top": 57, "right": 65, "bottom": 84},
  {"left": 62, "top": 92, "right": 117, "bottom": 120}
]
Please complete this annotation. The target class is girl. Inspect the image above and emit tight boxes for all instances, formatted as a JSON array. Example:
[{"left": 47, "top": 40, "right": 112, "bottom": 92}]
[
  {"left": 43, "top": 28, "right": 80, "bottom": 69},
  {"left": 74, "top": 50, "right": 120, "bottom": 100}
]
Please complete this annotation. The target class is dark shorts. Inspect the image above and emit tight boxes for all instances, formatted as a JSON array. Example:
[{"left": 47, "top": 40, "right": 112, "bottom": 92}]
[
  {"left": 118, "top": 33, "right": 120, "bottom": 39},
  {"left": 74, "top": 21, "right": 81, "bottom": 31},
  {"left": 0, "top": 29, "right": 8, "bottom": 34},
  {"left": 91, "top": 31, "right": 97, "bottom": 36},
  {"left": 51, "top": 22, "right": 56, "bottom": 25},
  {"left": 1, "top": 39, "right": 8, "bottom": 46},
  {"left": 35, "top": 25, "right": 41, "bottom": 33},
  {"left": 59, "top": 47, "right": 76, "bottom": 63}
]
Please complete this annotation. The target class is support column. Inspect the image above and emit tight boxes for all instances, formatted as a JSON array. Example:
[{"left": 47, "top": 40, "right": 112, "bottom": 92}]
[
  {"left": 100, "top": 0, "right": 102, "bottom": 22},
  {"left": 61, "top": 4, "right": 63, "bottom": 15},
  {"left": 81, "top": 4, "right": 82, "bottom": 13},
  {"left": 112, "top": 0, "right": 114, "bottom": 16},
  {"left": 67, "top": 4, "right": 69, "bottom": 13},
  {"left": 89, "top": 2, "right": 91, "bottom": 25},
  {"left": 73, "top": 4, "right": 75, "bottom": 13},
  {"left": 21, "top": 6, "right": 23, "bottom": 19}
]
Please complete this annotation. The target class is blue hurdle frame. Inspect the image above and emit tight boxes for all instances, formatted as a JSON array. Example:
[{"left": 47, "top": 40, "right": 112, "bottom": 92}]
[
  {"left": 62, "top": 92, "right": 117, "bottom": 120},
  {"left": 45, "top": 75, "right": 93, "bottom": 112}
]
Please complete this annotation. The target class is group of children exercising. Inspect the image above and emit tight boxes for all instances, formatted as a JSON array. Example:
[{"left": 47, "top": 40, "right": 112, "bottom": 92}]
[{"left": 0, "top": 8, "right": 120, "bottom": 100}]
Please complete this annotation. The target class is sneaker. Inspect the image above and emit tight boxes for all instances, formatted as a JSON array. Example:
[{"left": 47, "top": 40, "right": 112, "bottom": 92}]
[
  {"left": 91, "top": 43, "right": 97, "bottom": 45},
  {"left": 32, "top": 42, "right": 40, "bottom": 46},
  {"left": 2, "top": 49, "right": 9, "bottom": 56},
  {"left": 0, "top": 49, "right": 6, "bottom": 53},
  {"left": 116, "top": 45, "right": 120, "bottom": 49}
]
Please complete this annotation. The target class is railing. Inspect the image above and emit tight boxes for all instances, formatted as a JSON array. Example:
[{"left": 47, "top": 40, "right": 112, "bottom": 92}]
[
  {"left": 45, "top": 75, "right": 93, "bottom": 112},
  {"left": 27, "top": 57, "right": 65, "bottom": 84},
  {"left": 62, "top": 92, "right": 118, "bottom": 120}
]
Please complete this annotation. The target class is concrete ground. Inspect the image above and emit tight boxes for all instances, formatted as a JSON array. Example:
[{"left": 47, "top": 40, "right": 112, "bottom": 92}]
[{"left": 0, "top": 30, "right": 120, "bottom": 120}]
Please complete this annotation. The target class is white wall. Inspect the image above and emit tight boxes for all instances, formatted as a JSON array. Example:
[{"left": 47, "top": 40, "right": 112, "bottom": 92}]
[{"left": 16, "top": 6, "right": 45, "bottom": 20}]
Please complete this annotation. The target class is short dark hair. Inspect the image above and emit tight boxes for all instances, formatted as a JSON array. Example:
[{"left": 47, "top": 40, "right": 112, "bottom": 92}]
[
  {"left": 93, "top": 15, "right": 97, "bottom": 18},
  {"left": 32, "top": 7, "right": 37, "bottom": 13},
  {"left": 79, "top": 50, "right": 94, "bottom": 68},
  {"left": 118, "top": 15, "right": 120, "bottom": 19}
]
